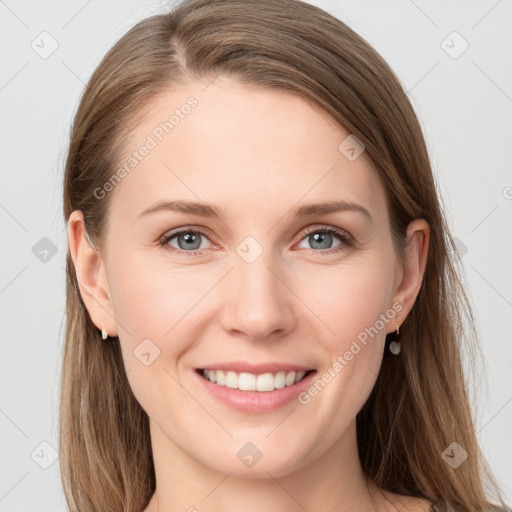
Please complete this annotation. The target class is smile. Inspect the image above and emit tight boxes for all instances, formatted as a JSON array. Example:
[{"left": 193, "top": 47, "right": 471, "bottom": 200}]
[{"left": 197, "top": 368, "right": 315, "bottom": 392}]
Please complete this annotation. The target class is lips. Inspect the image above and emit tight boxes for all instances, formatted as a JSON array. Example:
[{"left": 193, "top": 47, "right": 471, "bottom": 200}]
[
  {"left": 197, "top": 361, "right": 314, "bottom": 374},
  {"left": 194, "top": 365, "right": 318, "bottom": 412},
  {"left": 197, "top": 368, "right": 315, "bottom": 391}
]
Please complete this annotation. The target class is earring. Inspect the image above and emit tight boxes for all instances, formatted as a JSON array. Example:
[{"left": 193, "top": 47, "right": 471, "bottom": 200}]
[
  {"left": 101, "top": 328, "right": 108, "bottom": 340},
  {"left": 389, "top": 316, "right": 401, "bottom": 355}
]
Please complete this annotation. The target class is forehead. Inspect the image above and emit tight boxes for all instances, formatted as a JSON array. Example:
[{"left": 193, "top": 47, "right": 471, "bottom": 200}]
[{"left": 109, "top": 78, "right": 387, "bottom": 224}]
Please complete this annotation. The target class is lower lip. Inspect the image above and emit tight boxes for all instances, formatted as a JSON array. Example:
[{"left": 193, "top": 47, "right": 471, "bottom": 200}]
[{"left": 195, "top": 369, "right": 317, "bottom": 413}]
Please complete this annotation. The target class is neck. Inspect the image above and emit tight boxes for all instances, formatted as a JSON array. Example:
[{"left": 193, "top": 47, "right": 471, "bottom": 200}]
[{"left": 145, "top": 419, "right": 382, "bottom": 512}]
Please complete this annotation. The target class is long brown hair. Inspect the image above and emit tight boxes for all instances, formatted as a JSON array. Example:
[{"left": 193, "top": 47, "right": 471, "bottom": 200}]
[{"left": 60, "top": 0, "right": 510, "bottom": 510}]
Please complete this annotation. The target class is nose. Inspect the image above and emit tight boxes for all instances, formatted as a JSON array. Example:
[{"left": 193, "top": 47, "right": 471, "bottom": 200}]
[{"left": 219, "top": 255, "right": 297, "bottom": 342}]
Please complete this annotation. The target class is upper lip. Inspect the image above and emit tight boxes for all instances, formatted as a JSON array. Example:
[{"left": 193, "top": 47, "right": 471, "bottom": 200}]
[{"left": 197, "top": 361, "right": 315, "bottom": 375}]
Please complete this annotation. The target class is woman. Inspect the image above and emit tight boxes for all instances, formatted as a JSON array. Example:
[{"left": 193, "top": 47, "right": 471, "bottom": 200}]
[{"left": 60, "top": 0, "right": 510, "bottom": 511}]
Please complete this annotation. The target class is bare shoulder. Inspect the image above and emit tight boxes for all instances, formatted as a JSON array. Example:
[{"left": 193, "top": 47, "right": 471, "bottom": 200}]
[
  {"left": 378, "top": 489, "right": 433, "bottom": 511},
  {"left": 378, "top": 490, "right": 510, "bottom": 512}
]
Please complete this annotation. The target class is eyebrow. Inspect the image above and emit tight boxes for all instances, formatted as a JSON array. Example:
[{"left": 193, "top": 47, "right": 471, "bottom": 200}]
[{"left": 137, "top": 199, "right": 373, "bottom": 222}]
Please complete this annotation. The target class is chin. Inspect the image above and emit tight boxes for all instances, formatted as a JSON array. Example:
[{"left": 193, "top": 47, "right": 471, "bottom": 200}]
[{"left": 192, "top": 434, "right": 312, "bottom": 480}]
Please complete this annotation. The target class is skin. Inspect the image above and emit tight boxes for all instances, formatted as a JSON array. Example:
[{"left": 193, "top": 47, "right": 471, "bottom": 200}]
[{"left": 68, "top": 78, "right": 431, "bottom": 512}]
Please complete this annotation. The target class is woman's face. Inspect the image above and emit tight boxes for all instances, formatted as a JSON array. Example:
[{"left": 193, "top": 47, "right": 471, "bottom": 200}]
[{"left": 72, "top": 78, "right": 428, "bottom": 479}]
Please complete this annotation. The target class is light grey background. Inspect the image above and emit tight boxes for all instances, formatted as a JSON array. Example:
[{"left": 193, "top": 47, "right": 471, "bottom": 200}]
[{"left": 1, "top": 0, "right": 511, "bottom": 510}]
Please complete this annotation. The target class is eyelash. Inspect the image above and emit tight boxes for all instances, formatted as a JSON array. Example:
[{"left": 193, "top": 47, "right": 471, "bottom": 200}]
[{"left": 158, "top": 225, "right": 353, "bottom": 257}]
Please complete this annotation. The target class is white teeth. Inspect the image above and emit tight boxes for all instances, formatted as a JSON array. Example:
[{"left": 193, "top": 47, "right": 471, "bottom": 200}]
[
  {"left": 285, "top": 371, "right": 296, "bottom": 386},
  {"left": 201, "top": 368, "right": 310, "bottom": 392},
  {"left": 274, "top": 371, "right": 286, "bottom": 389},
  {"left": 216, "top": 370, "right": 226, "bottom": 386},
  {"left": 225, "top": 371, "right": 238, "bottom": 389},
  {"left": 295, "top": 370, "right": 306, "bottom": 383},
  {"left": 257, "top": 373, "right": 275, "bottom": 391},
  {"left": 239, "top": 372, "right": 256, "bottom": 391}
]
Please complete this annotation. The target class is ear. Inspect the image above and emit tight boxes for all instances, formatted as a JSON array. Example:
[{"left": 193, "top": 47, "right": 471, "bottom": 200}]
[
  {"left": 387, "top": 218, "right": 430, "bottom": 334},
  {"left": 67, "top": 210, "right": 118, "bottom": 337}
]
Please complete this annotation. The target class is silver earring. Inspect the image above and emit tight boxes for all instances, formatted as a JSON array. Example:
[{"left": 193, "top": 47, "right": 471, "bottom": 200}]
[
  {"left": 101, "top": 328, "right": 108, "bottom": 340},
  {"left": 389, "top": 316, "right": 401, "bottom": 355}
]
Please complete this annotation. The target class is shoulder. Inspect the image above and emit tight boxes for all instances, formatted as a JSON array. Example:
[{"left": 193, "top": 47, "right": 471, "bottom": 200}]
[
  {"left": 384, "top": 494, "right": 510, "bottom": 512},
  {"left": 430, "top": 501, "right": 511, "bottom": 512},
  {"left": 376, "top": 488, "right": 510, "bottom": 512},
  {"left": 378, "top": 490, "right": 432, "bottom": 511}
]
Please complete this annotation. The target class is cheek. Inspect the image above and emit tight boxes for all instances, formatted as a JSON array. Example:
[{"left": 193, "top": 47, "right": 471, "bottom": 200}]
[
  {"left": 106, "top": 250, "right": 208, "bottom": 341},
  {"left": 104, "top": 256, "right": 211, "bottom": 411},
  {"left": 106, "top": 252, "right": 206, "bottom": 411},
  {"left": 290, "top": 262, "right": 393, "bottom": 446},
  {"left": 107, "top": 241, "right": 395, "bottom": 353},
  {"left": 293, "top": 255, "right": 394, "bottom": 348}
]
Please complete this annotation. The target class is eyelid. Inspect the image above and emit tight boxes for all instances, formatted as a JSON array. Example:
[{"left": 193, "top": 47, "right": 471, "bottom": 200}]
[
  {"left": 159, "top": 223, "right": 354, "bottom": 255},
  {"left": 161, "top": 225, "right": 211, "bottom": 238},
  {"left": 158, "top": 225, "right": 218, "bottom": 249},
  {"left": 299, "top": 224, "right": 353, "bottom": 243}
]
